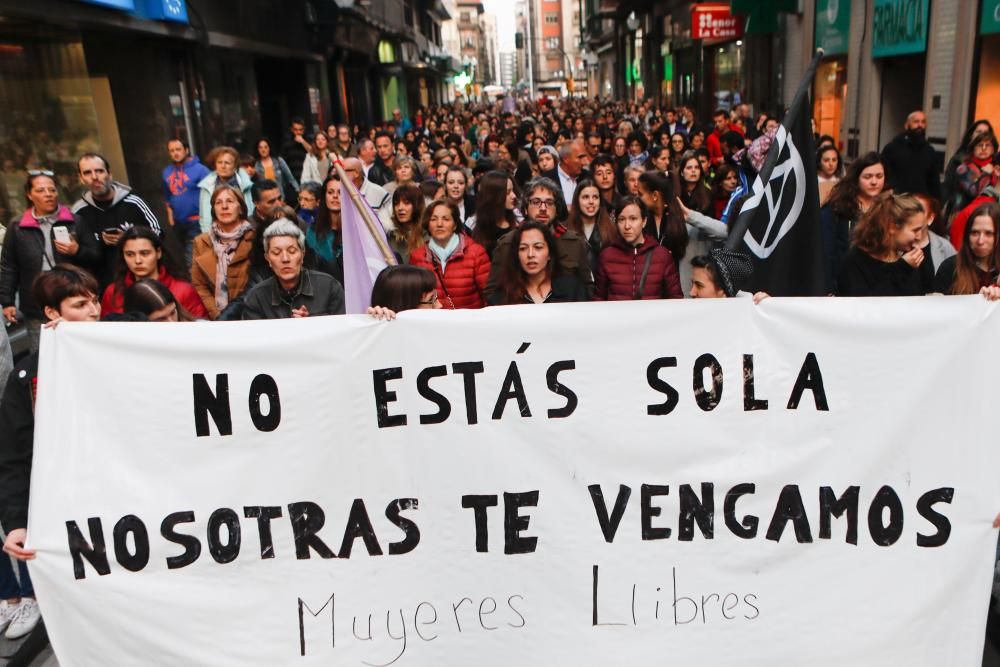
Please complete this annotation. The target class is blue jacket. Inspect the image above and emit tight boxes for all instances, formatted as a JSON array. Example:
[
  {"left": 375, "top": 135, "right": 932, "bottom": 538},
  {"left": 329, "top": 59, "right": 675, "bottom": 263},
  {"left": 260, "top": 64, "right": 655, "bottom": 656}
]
[
  {"left": 197, "top": 170, "right": 255, "bottom": 233},
  {"left": 163, "top": 157, "right": 211, "bottom": 226}
]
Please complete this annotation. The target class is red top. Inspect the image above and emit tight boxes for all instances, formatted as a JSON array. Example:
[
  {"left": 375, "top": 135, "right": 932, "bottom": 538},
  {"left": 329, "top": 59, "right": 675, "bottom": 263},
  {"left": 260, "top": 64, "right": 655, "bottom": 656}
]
[
  {"left": 594, "top": 234, "right": 683, "bottom": 301},
  {"left": 409, "top": 235, "right": 491, "bottom": 309},
  {"left": 102, "top": 265, "right": 209, "bottom": 318}
]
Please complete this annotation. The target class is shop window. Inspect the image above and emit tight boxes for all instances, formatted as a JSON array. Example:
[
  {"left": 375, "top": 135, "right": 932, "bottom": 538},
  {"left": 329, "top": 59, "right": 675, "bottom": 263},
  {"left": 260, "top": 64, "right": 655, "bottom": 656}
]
[
  {"left": 378, "top": 41, "right": 396, "bottom": 64},
  {"left": 813, "top": 58, "right": 847, "bottom": 149},
  {"left": 0, "top": 25, "right": 104, "bottom": 220},
  {"left": 974, "top": 35, "right": 1000, "bottom": 133},
  {"left": 710, "top": 41, "right": 743, "bottom": 111}
]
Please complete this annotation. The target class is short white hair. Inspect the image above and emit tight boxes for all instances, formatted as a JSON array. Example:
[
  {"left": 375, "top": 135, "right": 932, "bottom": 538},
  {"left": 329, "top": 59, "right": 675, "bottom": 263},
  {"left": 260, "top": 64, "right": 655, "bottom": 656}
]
[{"left": 263, "top": 218, "right": 305, "bottom": 251}]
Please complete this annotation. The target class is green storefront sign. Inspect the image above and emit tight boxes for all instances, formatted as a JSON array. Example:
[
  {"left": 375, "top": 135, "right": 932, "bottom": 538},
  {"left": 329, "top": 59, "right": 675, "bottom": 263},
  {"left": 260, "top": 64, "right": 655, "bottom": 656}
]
[
  {"left": 872, "top": 0, "right": 929, "bottom": 57},
  {"left": 815, "top": 0, "right": 851, "bottom": 55},
  {"left": 983, "top": 0, "right": 1000, "bottom": 34}
]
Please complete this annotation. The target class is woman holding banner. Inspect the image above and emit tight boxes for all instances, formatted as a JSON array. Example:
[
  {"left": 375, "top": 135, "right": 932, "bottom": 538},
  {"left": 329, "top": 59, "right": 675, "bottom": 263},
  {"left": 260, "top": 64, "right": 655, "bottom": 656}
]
[
  {"left": 101, "top": 226, "right": 207, "bottom": 318},
  {"left": 367, "top": 265, "right": 441, "bottom": 319},
  {"left": 1, "top": 265, "right": 104, "bottom": 643},
  {"left": 409, "top": 200, "right": 490, "bottom": 309},
  {"left": 933, "top": 203, "right": 1000, "bottom": 295}
]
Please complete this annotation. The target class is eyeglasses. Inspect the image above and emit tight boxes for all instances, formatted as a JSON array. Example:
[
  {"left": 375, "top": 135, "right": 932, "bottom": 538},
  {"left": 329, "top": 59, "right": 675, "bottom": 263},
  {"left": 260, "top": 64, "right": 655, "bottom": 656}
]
[
  {"left": 420, "top": 293, "right": 439, "bottom": 305},
  {"left": 28, "top": 169, "right": 54, "bottom": 177},
  {"left": 528, "top": 198, "right": 556, "bottom": 209}
]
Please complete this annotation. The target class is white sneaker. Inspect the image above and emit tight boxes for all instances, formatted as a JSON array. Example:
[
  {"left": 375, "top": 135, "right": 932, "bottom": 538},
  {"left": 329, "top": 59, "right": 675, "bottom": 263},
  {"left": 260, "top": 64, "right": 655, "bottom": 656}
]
[
  {"left": 0, "top": 599, "right": 17, "bottom": 633},
  {"left": 5, "top": 598, "right": 40, "bottom": 639}
]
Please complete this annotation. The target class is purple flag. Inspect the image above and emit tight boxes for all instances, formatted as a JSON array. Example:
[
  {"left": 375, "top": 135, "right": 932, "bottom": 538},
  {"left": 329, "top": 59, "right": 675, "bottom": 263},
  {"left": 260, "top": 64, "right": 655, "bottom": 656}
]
[{"left": 340, "top": 181, "right": 391, "bottom": 313}]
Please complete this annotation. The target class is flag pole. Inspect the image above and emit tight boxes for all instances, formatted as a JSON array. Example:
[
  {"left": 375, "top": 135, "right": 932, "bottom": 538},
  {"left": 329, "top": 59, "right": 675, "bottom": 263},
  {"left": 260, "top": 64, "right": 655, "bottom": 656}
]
[
  {"left": 726, "top": 48, "right": 825, "bottom": 250},
  {"left": 332, "top": 159, "right": 398, "bottom": 265}
]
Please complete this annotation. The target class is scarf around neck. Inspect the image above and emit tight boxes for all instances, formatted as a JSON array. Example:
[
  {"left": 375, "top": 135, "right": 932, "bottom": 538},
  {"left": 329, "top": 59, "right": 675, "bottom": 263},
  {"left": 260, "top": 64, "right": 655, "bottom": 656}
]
[
  {"left": 430, "top": 233, "right": 460, "bottom": 273},
  {"left": 210, "top": 221, "right": 252, "bottom": 311}
]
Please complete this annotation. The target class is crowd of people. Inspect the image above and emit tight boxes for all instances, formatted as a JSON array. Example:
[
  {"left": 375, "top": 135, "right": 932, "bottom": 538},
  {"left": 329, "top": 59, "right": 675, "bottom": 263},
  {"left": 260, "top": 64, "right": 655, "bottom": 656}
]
[{"left": 1, "top": 95, "right": 1000, "bottom": 660}]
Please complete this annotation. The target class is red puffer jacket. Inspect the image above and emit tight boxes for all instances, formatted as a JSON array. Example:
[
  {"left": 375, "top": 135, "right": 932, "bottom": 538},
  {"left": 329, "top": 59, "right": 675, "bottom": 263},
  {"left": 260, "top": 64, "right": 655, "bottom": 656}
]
[
  {"left": 594, "top": 234, "right": 683, "bottom": 300},
  {"left": 410, "top": 234, "right": 491, "bottom": 309}
]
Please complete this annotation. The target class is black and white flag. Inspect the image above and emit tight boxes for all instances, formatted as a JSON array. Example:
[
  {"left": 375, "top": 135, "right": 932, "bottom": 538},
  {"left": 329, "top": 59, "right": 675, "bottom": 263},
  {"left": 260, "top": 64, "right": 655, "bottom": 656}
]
[{"left": 727, "top": 51, "right": 825, "bottom": 296}]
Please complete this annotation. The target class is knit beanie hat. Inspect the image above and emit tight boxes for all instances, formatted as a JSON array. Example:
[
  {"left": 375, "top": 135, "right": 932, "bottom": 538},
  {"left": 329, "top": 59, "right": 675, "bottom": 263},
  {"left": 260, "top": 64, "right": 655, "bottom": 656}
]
[{"left": 709, "top": 248, "right": 755, "bottom": 297}]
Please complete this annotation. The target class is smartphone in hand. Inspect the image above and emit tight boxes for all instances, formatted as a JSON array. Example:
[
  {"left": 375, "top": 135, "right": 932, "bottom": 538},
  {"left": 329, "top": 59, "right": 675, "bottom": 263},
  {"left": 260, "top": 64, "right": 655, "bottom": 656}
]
[{"left": 53, "top": 226, "right": 71, "bottom": 244}]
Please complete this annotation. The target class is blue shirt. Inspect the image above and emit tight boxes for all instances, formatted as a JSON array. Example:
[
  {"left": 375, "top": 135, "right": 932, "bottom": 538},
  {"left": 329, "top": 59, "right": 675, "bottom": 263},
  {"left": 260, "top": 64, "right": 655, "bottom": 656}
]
[{"left": 163, "top": 156, "right": 211, "bottom": 226}]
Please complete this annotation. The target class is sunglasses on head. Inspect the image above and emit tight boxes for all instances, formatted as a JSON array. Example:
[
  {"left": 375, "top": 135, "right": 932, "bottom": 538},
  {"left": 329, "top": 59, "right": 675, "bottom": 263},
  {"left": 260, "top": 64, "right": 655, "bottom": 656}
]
[{"left": 28, "top": 169, "right": 54, "bottom": 177}]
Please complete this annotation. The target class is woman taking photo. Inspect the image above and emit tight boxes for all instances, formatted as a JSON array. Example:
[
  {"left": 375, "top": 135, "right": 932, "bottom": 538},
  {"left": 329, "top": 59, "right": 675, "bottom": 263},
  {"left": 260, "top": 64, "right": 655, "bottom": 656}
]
[
  {"left": 408, "top": 199, "right": 490, "bottom": 309},
  {"left": 488, "top": 221, "right": 589, "bottom": 305},
  {"left": 470, "top": 171, "right": 518, "bottom": 259},
  {"left": 300, "top": 131, "right": 332, "bottom": 185},
  {"left": 820, "top": 152, "right": 887, "bottom": 294},
  {"left": 191, "top": 184, "right": 256, "bottom": 318},
  {"left": 566, "top": 179, "right": 617, "bottom": 270},
  {"left": 934, "top": 203, "right": 1000, "bottom": 294},
  {"left": 254, "top": 137, "right": 299, "bottom": 202},
  {"left": 102, "top": 226, "right": 207, "bottom": 318},
  {"left": 594, "top": 196, "right": 683, "bottom": 301},
  {"left": 198, "top": 146, "right": 254, "bottom": 232},
  {"left": 306, "top": 173, "right": 344, "bottom": 283},
  {"left": 387, "top": 183, "right": 425, "bottom": 264},
  {"left": 837, "top": 193, "right": 928, "bottom": 297},
  {"left": 1, "top": 170, "right": 94, "bottom": 350}
]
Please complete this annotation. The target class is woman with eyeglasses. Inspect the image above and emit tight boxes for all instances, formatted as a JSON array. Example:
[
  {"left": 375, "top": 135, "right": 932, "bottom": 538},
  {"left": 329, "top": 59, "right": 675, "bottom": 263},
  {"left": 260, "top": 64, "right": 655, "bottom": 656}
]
[
  {"left": 0, "top": 170, "right": 96, "bottom": 351},
  {"left": 366, "top": 265, "right": 442, "bottom": 319},
  {"left": 295, "top": 182, "right": 322, "bottom": 227}
]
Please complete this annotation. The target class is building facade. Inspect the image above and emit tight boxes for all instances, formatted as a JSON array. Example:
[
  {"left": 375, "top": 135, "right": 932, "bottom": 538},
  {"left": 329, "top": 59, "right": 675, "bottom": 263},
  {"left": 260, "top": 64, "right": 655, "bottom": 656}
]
[
  {"left": 516, "top": 0, "right": 585, "bottom": 98},
  {"left": 581, "top": 0, "right": 995, "bottom": 168},
  {"left": 783, "top": 0, "right": 997, "bottom": 163},
  {"left": 0, "top": 0, "right": 458, "bottom": 225}
]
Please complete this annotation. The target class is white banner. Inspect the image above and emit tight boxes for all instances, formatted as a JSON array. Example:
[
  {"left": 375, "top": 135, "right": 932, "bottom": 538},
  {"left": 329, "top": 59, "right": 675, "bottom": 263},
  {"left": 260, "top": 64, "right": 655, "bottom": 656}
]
[{"left": 26, "top": 298, "right": 1000, "bottom": 665}]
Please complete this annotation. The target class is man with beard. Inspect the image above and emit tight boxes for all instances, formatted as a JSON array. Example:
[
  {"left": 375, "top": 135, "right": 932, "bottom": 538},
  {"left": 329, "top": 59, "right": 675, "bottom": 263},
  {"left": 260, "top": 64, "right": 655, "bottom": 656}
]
[
  {"left": 486, "top": 176, "right": 593, "bottom": 297},
  {"left": 72, "top": 153, "right": 161, "bottom": 287},
  {"left": 881, "top": 110, "right": 942, "bottom": 200}
]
